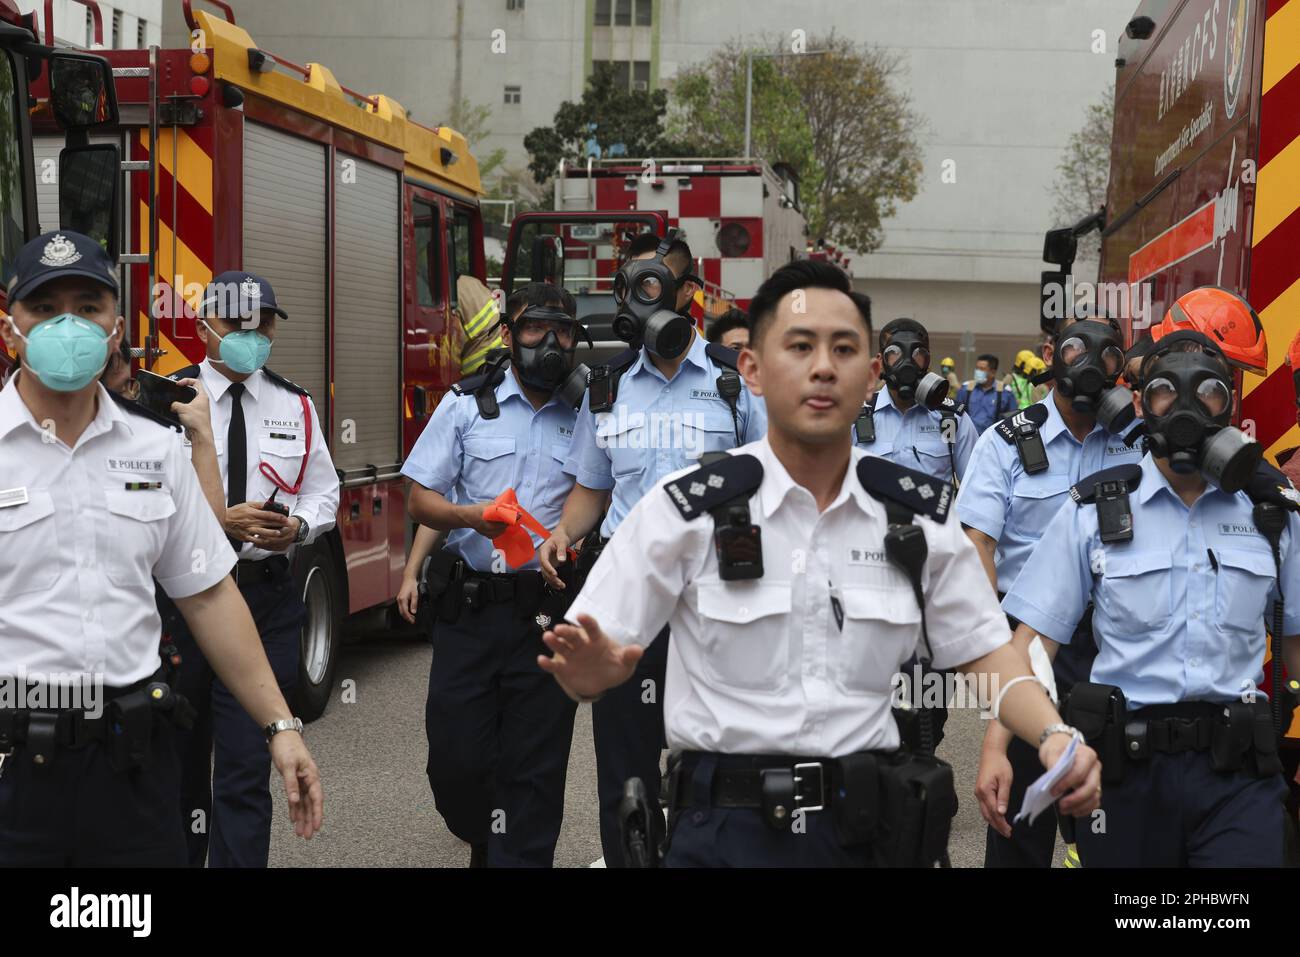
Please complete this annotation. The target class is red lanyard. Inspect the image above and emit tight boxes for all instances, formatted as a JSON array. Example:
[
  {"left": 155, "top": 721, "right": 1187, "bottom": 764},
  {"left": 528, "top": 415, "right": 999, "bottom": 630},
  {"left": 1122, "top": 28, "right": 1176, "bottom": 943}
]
[{"left": 257, "top": 394, "right": 313, "bottom": 496}]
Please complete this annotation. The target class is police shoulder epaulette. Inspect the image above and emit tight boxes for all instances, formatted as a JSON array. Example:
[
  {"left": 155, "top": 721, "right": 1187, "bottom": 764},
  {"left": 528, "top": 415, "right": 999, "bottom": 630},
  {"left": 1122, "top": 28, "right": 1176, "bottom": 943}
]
[
  {"left": 263, "top": 367, "right": 310, "bottom": 398},
  {"left": 1246, "top": 460, "right": 1300, "bottom": 511},
  {"left": 1069, "top": 463, "right": 1142, "bottom": 505},
  {"left": 663, "top": 453, "right": 763, "bottom": 520},
  {"left": 704, "top": 341, "right": 739, "bottom": 371},
  {"left": 939, "top": 396, "right": 966, "bottom": 417},
  {"left": 449, "top": 362, "right": 505, "bottom": 398},
  {"left": 993, "top": 402, "right": 1048, "bottom": 443},
  {"left": 168, "top": 364, "right": 201, "bottom": 382},
  {"left": 110, "top": 390, "right": 182, "bottom": 432},
  {"left": 855, "top": 456, "right": 953, "bottom": 524}
]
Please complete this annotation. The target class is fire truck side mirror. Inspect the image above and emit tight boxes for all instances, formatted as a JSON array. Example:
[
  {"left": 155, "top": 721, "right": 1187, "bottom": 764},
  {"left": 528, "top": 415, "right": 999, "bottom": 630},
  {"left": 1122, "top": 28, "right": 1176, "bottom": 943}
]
[
  {"left": 532, "top": 234, "right": 565, "bottom": 287},
  {"left": 1042, "top": 227, "right": 1077, "bottom": 267},
  {"left": 59, "top": 144, "right": 121, "bottom": 260},
  {"left": 47, "top": 51, "right": 119, "bottom": 130}
]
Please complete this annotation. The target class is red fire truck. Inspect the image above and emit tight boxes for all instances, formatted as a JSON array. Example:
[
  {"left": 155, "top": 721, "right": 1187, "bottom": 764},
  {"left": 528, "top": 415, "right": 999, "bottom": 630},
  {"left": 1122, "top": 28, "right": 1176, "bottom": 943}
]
[
  {"left": 553, "top": 156, "right": 813, "bottom": 310},
  {"left": 1062, "top": 0, "right": 1300, "bottom": 461},
  {"left": 24, "top": 0, "right": 515, "bottom": 720}
]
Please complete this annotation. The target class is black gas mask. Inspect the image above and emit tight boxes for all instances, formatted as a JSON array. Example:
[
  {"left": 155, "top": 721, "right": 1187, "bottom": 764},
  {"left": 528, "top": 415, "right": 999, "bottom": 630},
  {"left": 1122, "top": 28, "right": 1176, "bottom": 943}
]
[
  {"left": 880, "top": 326, "right": 949, "bottom": 410},
  {"left": 612, "top": 236, "right": 694, "bottom": 360},
  {"left": 1054, "top": 319, "right": 1129, "bottom": 419},
  {"left": 508, "top": 305, "right": 592, "bottom": 406},
  {"left": 1141, "top": 332, "right": 1262, "bottom": 493}
]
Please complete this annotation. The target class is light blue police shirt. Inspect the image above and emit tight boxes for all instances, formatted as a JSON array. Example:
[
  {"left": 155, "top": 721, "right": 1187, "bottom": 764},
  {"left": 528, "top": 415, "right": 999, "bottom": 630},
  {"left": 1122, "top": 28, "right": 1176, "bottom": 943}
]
[
  {"left": 955, "top": 390, "right": 1143, "bottom": 593},
  {"left": 564, "top": 332, "right": 767, "bottom": 538},
  {"left": 401, "top": 366, "right": 577, "bottom": 572},
  {"left": 1003, "top": 453, "right": 1300, "bottom": 709},
  {"left": 854, "top": 387, "right": 978, "bottom": 483}
]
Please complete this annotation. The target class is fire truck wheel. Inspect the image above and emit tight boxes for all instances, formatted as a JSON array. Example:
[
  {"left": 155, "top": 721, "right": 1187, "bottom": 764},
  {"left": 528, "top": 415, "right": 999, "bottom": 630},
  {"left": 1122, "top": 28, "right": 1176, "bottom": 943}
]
[{"left": 293, "top": 542, "right": 343, "bottom": 723}]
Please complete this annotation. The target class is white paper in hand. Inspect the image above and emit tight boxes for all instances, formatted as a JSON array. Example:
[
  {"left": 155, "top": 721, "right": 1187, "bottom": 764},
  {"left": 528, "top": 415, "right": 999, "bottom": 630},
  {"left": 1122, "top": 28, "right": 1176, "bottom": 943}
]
[{"left": 1013, "top": 733, "right": 1079, "bottom": 826}]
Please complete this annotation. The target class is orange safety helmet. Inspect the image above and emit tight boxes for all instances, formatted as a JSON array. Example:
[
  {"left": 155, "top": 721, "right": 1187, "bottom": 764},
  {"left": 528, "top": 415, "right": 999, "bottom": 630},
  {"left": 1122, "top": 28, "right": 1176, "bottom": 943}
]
[{"left": 1151, "top": 286, "right": 1267, "bottom": 374}]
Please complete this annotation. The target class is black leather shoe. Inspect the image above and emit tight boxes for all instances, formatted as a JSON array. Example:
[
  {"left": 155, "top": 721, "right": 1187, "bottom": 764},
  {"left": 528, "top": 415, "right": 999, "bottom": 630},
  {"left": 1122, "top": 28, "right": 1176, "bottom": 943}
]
[{"left": 469, "top": 843, "right": 488, "bottom": 868}]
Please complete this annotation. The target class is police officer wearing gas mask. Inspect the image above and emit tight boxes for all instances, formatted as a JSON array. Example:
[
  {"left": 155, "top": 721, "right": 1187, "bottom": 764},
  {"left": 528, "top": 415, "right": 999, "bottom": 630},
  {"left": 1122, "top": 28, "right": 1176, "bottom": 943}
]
[
  {"left": 163, "top": 270, "right": 338, "bottom": 868},
  {"left": 402, "top": 282, "right": 589, "bottom": 868},
  {"left": 959, "top": 316, "right": 1144, "bottom": 868},
  {"left": 853, "top": 317, "right": 976, "bottom": 485},
  {"left": 1000, "top": 330, "right": 1300, "bottom": 866},
  {"left": 537, "top": 230, "right": 767, "bottom": 866}
]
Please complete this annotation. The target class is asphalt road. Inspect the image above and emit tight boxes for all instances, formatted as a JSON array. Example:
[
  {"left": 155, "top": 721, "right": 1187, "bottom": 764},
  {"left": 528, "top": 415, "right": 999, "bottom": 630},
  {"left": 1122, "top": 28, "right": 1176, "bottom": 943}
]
[{"left": 269, "top": 632, "right": 1062, "bottom": 868}]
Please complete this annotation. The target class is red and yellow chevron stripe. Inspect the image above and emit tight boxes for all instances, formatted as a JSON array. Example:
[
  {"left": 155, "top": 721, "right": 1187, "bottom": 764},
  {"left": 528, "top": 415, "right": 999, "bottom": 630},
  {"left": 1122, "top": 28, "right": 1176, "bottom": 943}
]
[
  {"left": 133, "top": 125, "right": 215, "bottom": 376},
  {"left": 1242, "top": 0, "right": 1300, "bottom": 459}
]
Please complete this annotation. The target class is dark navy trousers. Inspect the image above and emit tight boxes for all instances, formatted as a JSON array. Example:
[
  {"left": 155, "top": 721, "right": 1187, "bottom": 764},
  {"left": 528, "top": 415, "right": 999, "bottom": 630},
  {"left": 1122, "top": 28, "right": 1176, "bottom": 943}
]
[
  {"left": 592, "top": 624, "right": 669, "bottom": 867},
  {"left": 424, "top": 600, "right": 577, "bottom": 867},
  {"left": 1076, "top": 752, "right": 1288, "bottom": 867},
  {"left": 0, "top": 718, "right": 185, "bottom": 867},
  {"left": 168, "top": 568, "right": 304, "bottom": 868}
]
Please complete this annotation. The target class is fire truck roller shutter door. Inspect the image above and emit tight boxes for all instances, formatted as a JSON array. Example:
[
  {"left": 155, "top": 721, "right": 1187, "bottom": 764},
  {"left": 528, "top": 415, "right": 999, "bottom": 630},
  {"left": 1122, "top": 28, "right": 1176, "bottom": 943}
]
[
  {"left": 243, "top": 121, "right": 328, "bottom": 405},
  {"left": 332, "top": 153, "right": 401, "bottom": 471}
]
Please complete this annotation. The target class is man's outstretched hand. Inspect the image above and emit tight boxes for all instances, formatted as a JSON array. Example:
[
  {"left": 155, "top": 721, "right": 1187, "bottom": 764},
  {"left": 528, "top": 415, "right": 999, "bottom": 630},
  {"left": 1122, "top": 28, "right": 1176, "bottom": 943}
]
[{"left": 538, "top": 612, "right": 642, "bottom": 700}]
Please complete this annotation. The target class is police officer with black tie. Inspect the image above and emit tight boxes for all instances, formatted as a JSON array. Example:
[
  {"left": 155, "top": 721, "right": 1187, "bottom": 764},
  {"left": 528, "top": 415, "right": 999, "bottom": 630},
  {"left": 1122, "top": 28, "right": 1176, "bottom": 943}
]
[
  {"left": 0, "top": 232, "right": 322, "bottom": 866},
  {"left": 164, "top": 270, "right": 338, "bottom": 867}
]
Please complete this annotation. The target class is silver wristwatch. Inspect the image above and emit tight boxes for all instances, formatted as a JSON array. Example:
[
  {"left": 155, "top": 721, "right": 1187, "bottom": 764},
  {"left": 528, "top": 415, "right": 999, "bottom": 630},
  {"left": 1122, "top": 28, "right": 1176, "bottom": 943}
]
[
  {"left": 293, "top": 516, "right": 310, "bottom": 543},
  {"left": 264, "top": 717, "right": 304, "bottom": 741},
  {"left": 1038, "top": 722, "right": 1080, "bottom": 746}
]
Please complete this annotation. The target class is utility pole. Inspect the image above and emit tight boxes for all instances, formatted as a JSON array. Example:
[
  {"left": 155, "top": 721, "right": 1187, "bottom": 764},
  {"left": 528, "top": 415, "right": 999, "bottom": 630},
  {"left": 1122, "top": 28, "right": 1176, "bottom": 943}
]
[{"left": 452, "top": 0, "right": 464, "bottom": 118}]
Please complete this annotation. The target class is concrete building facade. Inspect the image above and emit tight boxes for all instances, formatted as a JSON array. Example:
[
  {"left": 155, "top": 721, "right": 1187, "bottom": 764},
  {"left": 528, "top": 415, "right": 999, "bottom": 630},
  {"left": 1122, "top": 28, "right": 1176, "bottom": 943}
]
[
  {"left": 156, "top": 0, "right": 1139, "bottom": 373},
  {"left": 28, "top": 0, "right": 162, "bottom": 49}
]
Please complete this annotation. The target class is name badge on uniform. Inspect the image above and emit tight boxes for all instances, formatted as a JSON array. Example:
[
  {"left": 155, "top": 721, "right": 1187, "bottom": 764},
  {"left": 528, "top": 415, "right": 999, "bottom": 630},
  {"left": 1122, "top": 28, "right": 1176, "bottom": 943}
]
[
  {"left": 0, "top": 487, "right": 29, "bottom": 508},
  {"left": 106, "top": 457, "right": 165, "bottom": 475}
]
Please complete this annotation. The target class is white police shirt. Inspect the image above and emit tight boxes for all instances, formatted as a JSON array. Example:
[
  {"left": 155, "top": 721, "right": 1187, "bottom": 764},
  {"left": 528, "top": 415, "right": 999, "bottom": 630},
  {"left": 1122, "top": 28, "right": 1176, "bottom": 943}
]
[
  {"left": 566, "top": 437, "right": 1011, "bottom": 756},
  {"left": 0, "top": 379, "right": 236, "bottom": 686},
  {"left": 197, "top": 359, "right": 338, "bottom": 561}
]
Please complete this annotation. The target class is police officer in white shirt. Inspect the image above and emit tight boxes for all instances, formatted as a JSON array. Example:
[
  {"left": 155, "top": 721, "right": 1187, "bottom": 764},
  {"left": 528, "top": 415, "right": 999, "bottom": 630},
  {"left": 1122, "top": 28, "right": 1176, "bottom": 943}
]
[
  {"left": 0, "top": 231, "right": 322, "bottom": 867},
  {"left": 162, "top": 270, "right": 338, "bottom": 867},
  {"left": 537, "top": 260, "right": 1101, "bottom": 866}
]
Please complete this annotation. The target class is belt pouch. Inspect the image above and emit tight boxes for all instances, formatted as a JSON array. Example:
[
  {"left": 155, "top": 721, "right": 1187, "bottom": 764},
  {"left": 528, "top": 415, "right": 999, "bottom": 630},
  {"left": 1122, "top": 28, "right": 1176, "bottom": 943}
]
[
  {"left": 831, "top": 752, "right": 881, "bottom": 847},
  {"left": 107, "top": 692, "right": 153, "bottom": 772}
]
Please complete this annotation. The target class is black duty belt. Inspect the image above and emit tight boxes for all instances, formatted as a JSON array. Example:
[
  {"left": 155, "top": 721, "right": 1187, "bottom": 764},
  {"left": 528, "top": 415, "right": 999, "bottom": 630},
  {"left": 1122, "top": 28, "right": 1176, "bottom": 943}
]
[
  {"left": 462, "top": 568, "right": 544, "bottom": 605},
  {"left": 0, "top": 669, "right": 170, "bottom": 752},
  {"left": 1127, "top": 702, "right": 1221, "bottom": 755},
  {"left": 233, "top": 555, "right": 290, "bottom": 587},
  {"left": 672, "top": 752, "right": 832, "bottom": 812}
]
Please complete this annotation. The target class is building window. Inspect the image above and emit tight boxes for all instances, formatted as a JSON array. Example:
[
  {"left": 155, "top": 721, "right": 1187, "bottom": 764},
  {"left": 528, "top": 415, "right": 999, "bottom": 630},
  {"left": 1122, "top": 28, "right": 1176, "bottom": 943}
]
[
  {"left": 137, "top": 18, "right": 147, "bottom": 47},
  {"left": 85, "top": 8, "right": 95, "bottom": 45},
  {"left": 504, "top": 85, "right": 521, "bottom": 105},
  {"left": 594, "top": 0, "right": 610, "bottom": 26},
  {"left": 615, "top": 0, "right": 632, "bottom": 26},
  {"left": 603, "top": 60, "right": 651, "bottom": 92},
  {"left": 635, "top": 0, "right": 652, "bottom": 26},
  {"left": 111, "top": 10, "right": 122, "bottom": 49},
  {"left": 507, "top": 0, "right": 525, "bottom": 9}
]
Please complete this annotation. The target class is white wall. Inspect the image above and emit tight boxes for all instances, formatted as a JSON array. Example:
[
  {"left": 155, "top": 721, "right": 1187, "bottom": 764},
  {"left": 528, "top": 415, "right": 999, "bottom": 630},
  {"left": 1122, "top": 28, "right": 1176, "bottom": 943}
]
[{"left": 25, "top": 0, "right": 162, "bottom": 48}]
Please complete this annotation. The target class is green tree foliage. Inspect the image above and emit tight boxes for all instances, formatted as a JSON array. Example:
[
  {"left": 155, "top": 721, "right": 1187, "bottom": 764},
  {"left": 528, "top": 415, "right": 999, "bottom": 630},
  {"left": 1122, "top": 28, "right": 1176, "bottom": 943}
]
[
  {"left": 670, "top": 35, "right": 924, "bottom": 254},
  {"left": 524, "top": 65, "right": 676, "bottom": 185}
]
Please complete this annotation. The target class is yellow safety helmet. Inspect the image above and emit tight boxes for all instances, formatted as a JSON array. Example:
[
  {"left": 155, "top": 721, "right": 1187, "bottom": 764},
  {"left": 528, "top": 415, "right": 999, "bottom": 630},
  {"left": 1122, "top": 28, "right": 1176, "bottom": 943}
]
[
  {"left": 940, "top": 356, "right": 955, "bottom": 369},
  {"left": 1014, "top": 349, "right": 1037, "bottom": 375}
]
